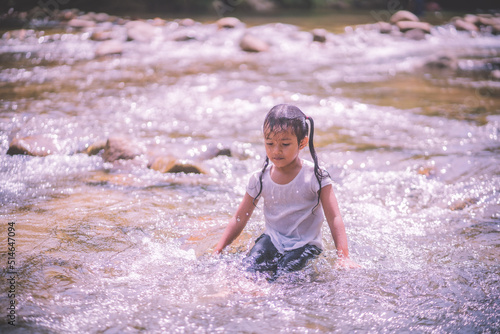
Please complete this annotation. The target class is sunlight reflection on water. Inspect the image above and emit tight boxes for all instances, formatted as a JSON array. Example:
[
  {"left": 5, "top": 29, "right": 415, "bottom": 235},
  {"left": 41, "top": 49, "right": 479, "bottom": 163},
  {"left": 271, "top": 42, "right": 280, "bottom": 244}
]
[{"left": 1, "top": 11, "right": 499, "bottom": 333}]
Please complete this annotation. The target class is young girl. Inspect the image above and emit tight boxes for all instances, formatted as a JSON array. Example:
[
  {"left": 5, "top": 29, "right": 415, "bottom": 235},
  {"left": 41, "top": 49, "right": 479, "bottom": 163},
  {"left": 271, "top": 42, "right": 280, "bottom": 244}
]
[{"left": 214, "top": 104, "right": 359, "bottom": 280}]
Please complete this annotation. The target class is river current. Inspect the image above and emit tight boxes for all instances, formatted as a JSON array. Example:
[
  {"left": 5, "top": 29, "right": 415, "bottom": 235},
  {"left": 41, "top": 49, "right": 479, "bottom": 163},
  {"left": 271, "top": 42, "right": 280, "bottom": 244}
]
[{"left": 0, "top": 10, "right": 499, "bottom": 333}]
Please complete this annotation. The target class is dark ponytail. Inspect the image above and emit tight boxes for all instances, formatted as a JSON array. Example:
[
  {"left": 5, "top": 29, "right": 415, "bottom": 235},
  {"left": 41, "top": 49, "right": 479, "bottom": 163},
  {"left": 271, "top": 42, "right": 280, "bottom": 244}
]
[
  {"left": 306, "top": 115, "right": 329, "bottom": 211},
  {"left": 253, "top": 156, "right": 269, "bottom": 207},
  {"left": 252, "top": 104, "right": 329, "bottom": 211}
]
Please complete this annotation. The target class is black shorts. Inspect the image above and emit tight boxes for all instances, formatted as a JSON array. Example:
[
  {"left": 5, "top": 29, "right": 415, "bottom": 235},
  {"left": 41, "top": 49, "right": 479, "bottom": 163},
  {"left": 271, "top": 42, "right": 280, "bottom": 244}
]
[{"left": 243, "top": 234, "right": 322, "bottom": 281}]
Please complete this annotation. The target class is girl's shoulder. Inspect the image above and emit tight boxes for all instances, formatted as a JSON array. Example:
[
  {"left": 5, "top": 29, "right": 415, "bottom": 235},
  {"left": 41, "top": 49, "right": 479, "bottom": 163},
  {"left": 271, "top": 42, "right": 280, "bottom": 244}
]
[
  {"left": 301, "top": 159, "right": 333, "bottom": 185},
  {"left": 248, "top": 164, "right": 270, "bottom": 183},
  {"left": 301, "top": 159, "right": 327, "bottom": 175},
  {"left": 302, "top": 159, "right": 315, "bottom": 169}
]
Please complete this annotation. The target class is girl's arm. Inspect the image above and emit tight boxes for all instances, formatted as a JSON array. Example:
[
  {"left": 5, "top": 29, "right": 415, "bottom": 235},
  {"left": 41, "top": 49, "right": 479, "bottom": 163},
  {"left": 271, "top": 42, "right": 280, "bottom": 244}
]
[
  {"left": 321, "top": 184, "right": 360, "bottom": 268},
  {"left": 213, "top": 192, "right": 257, "bottom": 254}
]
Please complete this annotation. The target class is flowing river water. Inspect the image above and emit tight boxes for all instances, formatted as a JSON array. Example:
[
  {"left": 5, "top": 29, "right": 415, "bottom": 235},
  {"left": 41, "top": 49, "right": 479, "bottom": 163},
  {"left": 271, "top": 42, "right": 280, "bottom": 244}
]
[{"left": 0, "top": 10, "right": 499, "bottom": 333}]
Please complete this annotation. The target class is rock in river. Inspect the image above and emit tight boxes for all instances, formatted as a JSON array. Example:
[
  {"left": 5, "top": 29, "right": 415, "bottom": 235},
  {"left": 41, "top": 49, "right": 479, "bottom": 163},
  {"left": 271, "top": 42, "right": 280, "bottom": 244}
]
[
  {"left": 216, "top": 17, "right": 243, "bottom": 29},
  {"left": 102, "top": 136, "right": 144, "bottom": 162},
  {"left": 126, "top": 20, "right": 159, "bottom": 43},
  {"left": 396, "top": 21, "right": 432, "bottom": 33},
  {"left": 311, "top": 28, "right": 327, "bottom": 43},
  {"left": 240, "top": 33, "right": 269, "bottom": 52},
  {"left": 452, "top": 19, "right": 479, "bottom": 32},
  {"left": 95, "top": 40, "right": 123, "bottom": 57},
  {"left": 149, "top": 156, "right": 206, "bottom": 174},
  {"left": 390, "top": 10, "right": 420, "bottom": 24},
  {"left": 7, "top": 135, "right": 60, "bottom": 156},
  {"left": 66, "top": 18, "right": 96, "bottom": 29}
]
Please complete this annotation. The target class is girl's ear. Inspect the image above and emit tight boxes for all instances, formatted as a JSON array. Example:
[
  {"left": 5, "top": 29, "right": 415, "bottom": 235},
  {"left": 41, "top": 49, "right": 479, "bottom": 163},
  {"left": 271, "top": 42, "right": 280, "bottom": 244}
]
[{"left": 299, "top": 136, "right": 309, "bottom": 149}]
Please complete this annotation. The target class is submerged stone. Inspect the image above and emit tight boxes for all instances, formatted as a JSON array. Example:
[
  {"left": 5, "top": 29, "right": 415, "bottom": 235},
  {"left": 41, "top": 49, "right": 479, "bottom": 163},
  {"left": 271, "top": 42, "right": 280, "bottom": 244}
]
[
  {"left": 95, "top": 40, "right": 123, "bottom": 57},
  {"left": 216, "top": 17, "right": 243, "bottom": 29},
  {"left": 423, "top": 54, "right": 458, "bottom": 71},
  {"left": 84, "top": 140, "right": 107, "bottom": 156},
  {"left": 126, "top": 20, "right": 158, "bottom": 42},
  {"left": 102, "top": 137, "right": 144, "bottom": 162},
  {"left": 376, "top": 21, "right": 393, "bottom": 34},
  {"left": 240, "top": 33, "right": 269, "bottom": 52},
  {"left": 491, "top": 70, "right": 500, "bottom": 81},
  {"left": 311, "top": 28, "right": 327, "bottom": 43},
  {"left": 90, "top": 30, "right": 113, "bottom": 41},
  {"left": 404, "top": 28, "right": 426, "bottom": 40},
  {"left": 390, "top": 10, "right": 420, "bottom": 24},
  {"left": 149, "top": 156, "right": 206, "bottom": 174},
  {"left": 453, "top": 19, "right": 479, "bottom": 32},
  {"left": 396, "top": 21, "right": 432, "bottom": 33},
  {"left": 66, "top": 18, "right": 96, "bottom": 29},
  {"left": 7, "top": 136, "right": 60, "bottom": 157}
]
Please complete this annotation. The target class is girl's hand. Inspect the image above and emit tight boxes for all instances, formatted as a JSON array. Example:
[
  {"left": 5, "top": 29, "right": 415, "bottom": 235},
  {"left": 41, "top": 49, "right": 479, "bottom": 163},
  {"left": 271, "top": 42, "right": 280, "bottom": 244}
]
[{"left": 335, "top": 257, "right": 361, "bottom": 269}]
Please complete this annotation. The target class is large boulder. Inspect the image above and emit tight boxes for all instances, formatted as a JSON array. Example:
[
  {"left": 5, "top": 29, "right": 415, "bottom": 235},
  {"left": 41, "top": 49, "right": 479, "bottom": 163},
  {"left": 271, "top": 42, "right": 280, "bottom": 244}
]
[
  {"left": 376, "top": 21, "right": 393, "bottom": 34},
  {"left": 463, "top": 14, "right": 479, "bottom": 25},
  {"left": 423, "top": 55, "right": 458, "bottom": 71},
  {"left": 216, "top": 17, "right": 243, "bottom": 29},
  {"left": 240, "top": 33, "right": 269, "bottom": 52},
  {"left": 477, "top": 15, "right": 500, "bottom": 27},
  {"left": 491, "top": 70, "right": 500, "bottom": 81},
  {"left": 7, "top": 136, "right": 60, "bottom": 156},
  {"left": 66, "top": 18, "right": 96, "bottom": 29},
  {"left": 149, "top": 156, "right": 206, "bottom": 174},
  {"left": 126, "top": 20, "right": 159, "bottom": 43},
  {"left": 453, "top": 19, "right": 479, "bottom": 32},
  {"left": 83, "top": 140, "right": 107, "bottom": 156},
  {"left": 491, "top": 24, "right": 500, "bottom": 35},
  {"left": 390, "top": 10, "right": 419, "bottom": 24},
  {"left": 169, "top": 29, "right": 198, "bottom": 42},
  {"left": 311, "top": 28, "right": 327, "bottom": 43},
  {"left": 90, "top": 30, "right": 113, "bottom": 41},
  {"left": 396, "top": 21, "right": 432, "bottom": 33},
  {"left": 404, "top": 28, "right": 426, "bottom": 40},
  {"left": 102, "top": 137, "right": 144, "bottom": 162},
  {"left": 95, "top": 40, "right": 123, "bottom": 57}
]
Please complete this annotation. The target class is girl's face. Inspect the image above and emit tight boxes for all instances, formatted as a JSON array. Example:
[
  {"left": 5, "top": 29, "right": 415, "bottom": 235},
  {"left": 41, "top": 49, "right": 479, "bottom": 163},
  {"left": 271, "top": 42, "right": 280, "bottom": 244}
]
[{"left": 264, "top": 127, "right": 308, "bottom": 170}]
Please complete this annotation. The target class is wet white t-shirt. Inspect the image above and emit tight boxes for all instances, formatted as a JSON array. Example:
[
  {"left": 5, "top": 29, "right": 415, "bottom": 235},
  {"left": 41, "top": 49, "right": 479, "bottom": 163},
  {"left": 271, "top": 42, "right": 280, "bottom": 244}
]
[{"left": 246, "top": 159, "right": 333, "bottom": 253}]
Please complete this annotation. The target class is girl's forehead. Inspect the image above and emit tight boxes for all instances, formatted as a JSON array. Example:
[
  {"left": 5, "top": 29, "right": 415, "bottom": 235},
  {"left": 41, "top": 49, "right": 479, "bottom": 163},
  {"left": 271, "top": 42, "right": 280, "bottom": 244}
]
[{"left": 264, "top": 127, "right": 295, "bottom": 140}]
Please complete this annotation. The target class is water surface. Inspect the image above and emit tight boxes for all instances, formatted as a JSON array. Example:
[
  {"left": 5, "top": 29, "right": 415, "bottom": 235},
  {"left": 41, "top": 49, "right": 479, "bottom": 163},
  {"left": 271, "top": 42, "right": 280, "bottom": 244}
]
[{"left": 0, "top": 10, "right": 499, "bottom": 333}]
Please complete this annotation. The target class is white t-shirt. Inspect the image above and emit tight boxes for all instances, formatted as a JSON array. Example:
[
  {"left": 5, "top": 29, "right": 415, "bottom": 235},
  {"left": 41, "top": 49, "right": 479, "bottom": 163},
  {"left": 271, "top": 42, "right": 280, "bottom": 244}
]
[{"left": 246, "top": 159, "right": 333, "bottom": 253}]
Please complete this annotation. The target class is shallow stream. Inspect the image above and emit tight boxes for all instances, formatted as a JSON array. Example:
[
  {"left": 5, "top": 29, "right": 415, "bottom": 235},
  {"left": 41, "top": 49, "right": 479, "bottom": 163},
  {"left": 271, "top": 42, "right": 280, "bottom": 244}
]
[{"left": 0, "top": 10, "right": 499, "bottom": 333}]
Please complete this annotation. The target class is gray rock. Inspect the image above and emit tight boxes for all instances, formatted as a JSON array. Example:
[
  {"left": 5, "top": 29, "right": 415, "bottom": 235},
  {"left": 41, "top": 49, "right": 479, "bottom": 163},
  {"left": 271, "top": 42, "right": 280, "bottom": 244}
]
[
  {"left": 453, "top": 19, "right": 479, "bottom": 32},
  {"left": 102, "top": 137, "right": 143, "bottom": 162},
  {"left": 7, "top": 136, "right": 59, "bottom": 156},
  {"left": 126, "top": 20, "right": 158, "bottom": 43},
  {"left": 404, "top": 28, "right": 426, "bottom": 40},
  {"left": 216, "top": 17, "right": 243, "bottom": 29},
  {"left": 240, "top": 33, "right": 269, "bottom": 52},
  {"left": 95, "top": 40, "right": 123, "bottom": 57},
  {"left": 311, "top": 28, "right": 327, "bottom": 43},
  {"left": 396, "top": 20, "right": 432, "bottom": 33},
  {"left": 149, "top": 156, "right": 206, "bottom": 174},
  {"left": 390, "top": 10, "right": 420, "bottom": 24}
]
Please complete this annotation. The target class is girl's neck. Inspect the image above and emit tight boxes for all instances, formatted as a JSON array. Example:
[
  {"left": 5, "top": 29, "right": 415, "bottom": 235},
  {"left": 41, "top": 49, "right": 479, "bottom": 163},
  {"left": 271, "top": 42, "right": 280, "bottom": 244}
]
[{"left": 270, "top": 157, "right": 302, "bottom": 185}]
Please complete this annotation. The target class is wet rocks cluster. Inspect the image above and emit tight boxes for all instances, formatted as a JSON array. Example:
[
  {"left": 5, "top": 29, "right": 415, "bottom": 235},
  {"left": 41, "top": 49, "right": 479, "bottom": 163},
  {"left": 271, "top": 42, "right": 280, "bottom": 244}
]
[
  {"left": 1, "top": 8, "right": 274, "bottom": 56},
  {"left": 358, "top": 10, "right": 500, "bottom": 40},
  {"left": 7, "top": 134, "right": 233, "bottom": 175},
  {"left": 3, "top": 8, "right": 500, "bottom": 172},
  {"left": 2, "top": 8, "right": 500, "bottom": 57},
  {"left": 352, "top": 10, "right": 500, "bottom": 89}
]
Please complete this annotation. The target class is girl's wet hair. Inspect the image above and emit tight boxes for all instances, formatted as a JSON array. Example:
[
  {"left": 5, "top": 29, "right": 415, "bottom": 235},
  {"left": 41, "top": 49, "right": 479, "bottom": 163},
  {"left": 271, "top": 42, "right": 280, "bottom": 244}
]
[{"left": 254, "top": 104, "right": 329, "bottom": 211}]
